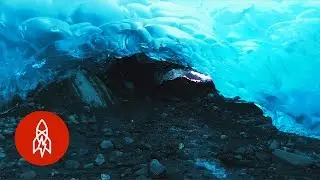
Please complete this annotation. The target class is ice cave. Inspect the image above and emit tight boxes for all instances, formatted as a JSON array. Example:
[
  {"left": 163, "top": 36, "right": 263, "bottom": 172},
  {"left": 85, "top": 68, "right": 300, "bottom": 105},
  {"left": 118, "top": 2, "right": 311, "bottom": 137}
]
[{"left": 0, "top": 0, "right": 320, "bottom": 179}]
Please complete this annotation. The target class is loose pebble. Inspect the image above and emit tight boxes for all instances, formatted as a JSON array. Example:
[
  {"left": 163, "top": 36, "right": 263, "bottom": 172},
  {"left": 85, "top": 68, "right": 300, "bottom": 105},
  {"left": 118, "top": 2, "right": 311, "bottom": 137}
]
[{"left": 95, "top": 154, "right": 105, "bottom": 165}]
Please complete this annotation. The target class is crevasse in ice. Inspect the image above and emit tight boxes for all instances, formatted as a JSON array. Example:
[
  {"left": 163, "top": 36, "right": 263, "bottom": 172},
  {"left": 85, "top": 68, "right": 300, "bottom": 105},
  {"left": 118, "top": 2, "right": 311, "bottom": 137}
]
[{"left": 0, "top": 0, "right": 320, "bottom": 138}]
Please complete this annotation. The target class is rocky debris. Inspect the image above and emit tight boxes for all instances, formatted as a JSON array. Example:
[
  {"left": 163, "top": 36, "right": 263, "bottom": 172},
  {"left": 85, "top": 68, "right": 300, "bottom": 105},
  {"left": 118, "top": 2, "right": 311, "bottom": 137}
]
[
  {"left": 135, "top": 175, "right": 150, "bottom": 180},
  {"left": 100, "top": 140, "right": 114, "bottom": 149},
  {"left": 78, "top": 148, "right": 89, "bottom": 156},
  {"left": 124, "top": 137, "right": 134, "bottom": 144},
  {"left": 0, "top": 161, "right": 5, "bottom": 170},
  {"left": 100, "top": 174, "right": 111, "bottom": 180},
  {"left": 68, "top": 114, "right": 79, "bottom": 124},
  {"left": 50, "top": 169, "right": 59, "bottom": 177},
  {"left": 239, "top": 131, "right": 248, "bottom": 138},
  {"left": 0, "top": 152, "right": 6, "bottom": 159},
  {"left": 134, "top": 164, "right": 148, "bottom": 176},
  {"left": 83, "top": 163, "right": 94, "bottom": 169},
  {"left": 273, "top": 149, "right": 315, "bottom": 166},
  {"left": 160, "top": 113, "right": 168, "bottom": 119},
  {"left": 149, "top": 159, "right": 166, "bottom": 176},
  {"left": 17, "top": 158, "right": 26, "bottom": 166},
  {"left": 95, "top": 154, "right": 105, "bottom": 165},
  {"left": 220, "top": 135, "right": 228, "bottom": 140},
  {"left": 20, "top": 170, "right": 36, "bottom": 180},
  {"left": 64, "top": 160, "right": 81, "bottom": 170},
  {"left": 102, "top": 128, "right": 114, "bottom": 136},
  {"left": 124, "top": 81, "right": 135, "bottom": 90},
  {"left": 120, "top": 168, "right": 133, "bottom": 177},
  {"left": 0, "top": 134, "right": 5, "bottom": 141},
  {"left": 269, "top": 140, "right": 280, "bottom": 150},
  {"left": 22, "top": 69, "right": 115, "bottom": 111},
  {"left": 83, "top": 106, "right": 91, "bottom": 112},
  {"left": 255, "top": 152, "right": 271, "bottom": 161},
  {"left": 108, "top": 150, "right": 124, "bottom": 162},
  {"left": 2, "top": 129, "right": 14, "bottom": 136},
  {"left": 235, "top": 147, "right": 246, "bottom": 154},
  {"left": 72, "top": 70, "right": 113, "bottom": 107}
]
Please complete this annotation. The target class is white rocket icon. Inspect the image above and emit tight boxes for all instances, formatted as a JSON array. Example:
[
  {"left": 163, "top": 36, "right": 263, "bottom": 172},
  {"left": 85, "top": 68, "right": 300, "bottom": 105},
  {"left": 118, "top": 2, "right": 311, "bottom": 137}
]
[{"left": 32, "top": 119, "right": 52, "bottom": 158}]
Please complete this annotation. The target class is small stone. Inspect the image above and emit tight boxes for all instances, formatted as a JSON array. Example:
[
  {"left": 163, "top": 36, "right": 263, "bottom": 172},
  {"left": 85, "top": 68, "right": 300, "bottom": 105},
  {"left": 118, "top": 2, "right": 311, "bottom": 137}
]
[
  {"left": 100, "top": 140, "right": 114, "bottom": 149},
  {"left": 95, "top": 154, "right": 105, "bottom": 165},
  {"left": 220, "top": 135, "right": 227, "bottom": 140},
  {"left": 102, "top": 128, "right": 114, "bottom": 136},
  {"left": 124, "top": 81, "right": 134, "bottom": 89},
  {"left": 84, "top": 106, "right": 90, "bottom": 112},
  {"left": 88, "top": 116, "right": 97, "bottom": 123},
  {"left": 5, "top": 161, "right": 16, "bottom": 168},
  {"left": 50, "top": 169, "right": 59, "bottom": 176},
  {"left": 0, "top": 152, "right": 6, "bottom": 159},
  {"left": 235, "top": 155, "right": 243, "bottom": 159},
  {"left": 135, "top": 175, "right": 151, "bottom": 180},
  {"left": 17, "top": 158, "right": 26, "bottom": 166},
  {"left": 134, "top": 165, "right": 148, "bottom": 176},
  {"left": 273, "top": 149, "right": 314, "bottom": 166},
  {"left": 150, "top": 159, "right": 166, "bottom": 176},
  {"left": 3, "top": 129, "right": 14, "bottom": 135},
  {"left": 124, "top": 137, "right": 134, "bottom": 144},
  {"left": 235, "top": 147, "right": 247, "bottom": 154},
  {"left": 68, "top": 114, "right": 76, "bottom": 121},
  {"left": 269, "top": 140, "right": 279, "bottom": 150},
  {"left": 0, "top": 134, "right": 5, "bottom": 141},
  {"left": 121, "top": 168, "right": 132, "bottom": 177},
  {"left": 255, "top": 152, "right": 271, "bottom": 161},
  {"left": 178, "top": 143, "right": 184, "bottom": 150},
  {"left": 84, "top": 163, "right": 94, "bottom": 169},
  {"left": 109, "top": 150, "right": 124, "bottom": 162},
  {"left": 240, "top": 132, "right": 248, "bottom": 137},
  {"left": 161, "top": 113, "right": 168, "bottom": 118},
  {"left": 68, "top": 115, "right": 79, "bottom": 124},
  {"left": 80, "top": 116, "right": 87, "bottom": 123},
  {"left": 100, "top": 173, "right": 111, "bottom": 180},
  {"left": 20, "top": 170, "right": 36, "bottom": 180},
  {"left": 202, "top": 135, "right": 210, "bottom": 139},
  {"left": 0, "top": 162, "right": 5, "bottom": 169},
  {"left": 64, "top": 160, "right": 80, "bottom": 170},
  {"left": 78, "top": 148, "right": 89, "bottom": 156},
  {"left": 142, "top": 142, "right": 152, "bottom": 150}
]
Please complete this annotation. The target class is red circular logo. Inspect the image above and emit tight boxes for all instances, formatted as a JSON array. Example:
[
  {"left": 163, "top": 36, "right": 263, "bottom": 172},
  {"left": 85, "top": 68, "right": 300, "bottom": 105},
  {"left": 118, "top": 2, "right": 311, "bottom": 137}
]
[{"left": 15, "top": 111, "right": 70, "bottom": 166}]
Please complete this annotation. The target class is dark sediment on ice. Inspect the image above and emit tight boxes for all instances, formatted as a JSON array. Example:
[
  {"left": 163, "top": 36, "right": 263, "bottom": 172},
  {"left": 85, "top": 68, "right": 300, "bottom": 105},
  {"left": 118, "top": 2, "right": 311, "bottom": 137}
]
[{"left": 0, "top": 54, "right": 320, "bottom": 180}]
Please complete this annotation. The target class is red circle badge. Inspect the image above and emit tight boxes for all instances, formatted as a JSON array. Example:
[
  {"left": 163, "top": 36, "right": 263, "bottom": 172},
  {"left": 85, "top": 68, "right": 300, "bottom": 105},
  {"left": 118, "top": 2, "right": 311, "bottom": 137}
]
[{"left": 15, "top": 111, "right": 69, "bottom": 166}]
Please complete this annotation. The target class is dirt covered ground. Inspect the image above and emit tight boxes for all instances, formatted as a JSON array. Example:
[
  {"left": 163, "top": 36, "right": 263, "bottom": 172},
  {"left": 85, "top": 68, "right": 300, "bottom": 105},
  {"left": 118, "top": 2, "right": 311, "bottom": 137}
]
[{"left": 0, "top": 55, "right": 320, "bottom": 180}]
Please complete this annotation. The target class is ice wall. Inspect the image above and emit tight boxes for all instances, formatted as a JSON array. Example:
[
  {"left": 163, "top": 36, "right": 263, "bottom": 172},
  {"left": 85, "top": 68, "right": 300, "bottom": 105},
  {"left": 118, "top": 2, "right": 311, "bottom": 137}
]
[{"left": 0, "top": 0, "right": 320, "bottom": 138}]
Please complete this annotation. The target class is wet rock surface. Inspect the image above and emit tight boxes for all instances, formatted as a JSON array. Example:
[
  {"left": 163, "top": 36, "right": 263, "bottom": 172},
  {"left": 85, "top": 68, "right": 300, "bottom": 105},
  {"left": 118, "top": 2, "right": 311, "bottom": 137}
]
[{"left": 0, "top": 54, "right": 320, "bottom": 179}]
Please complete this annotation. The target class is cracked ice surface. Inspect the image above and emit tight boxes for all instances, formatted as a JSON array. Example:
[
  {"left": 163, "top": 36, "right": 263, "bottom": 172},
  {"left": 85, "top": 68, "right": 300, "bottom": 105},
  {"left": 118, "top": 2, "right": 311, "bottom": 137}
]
[{"left": 0, "top": 0, "right": 320, "bottom": 138}]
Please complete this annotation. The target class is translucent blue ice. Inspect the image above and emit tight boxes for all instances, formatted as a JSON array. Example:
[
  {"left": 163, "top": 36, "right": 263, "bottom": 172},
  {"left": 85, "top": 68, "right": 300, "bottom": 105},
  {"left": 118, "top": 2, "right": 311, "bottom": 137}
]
[
  {"left": 195, "top": 159, "right": 228, "bottom": 179},
  {"left": 0, "top": 0, "right": 320, "bottom": 138}
]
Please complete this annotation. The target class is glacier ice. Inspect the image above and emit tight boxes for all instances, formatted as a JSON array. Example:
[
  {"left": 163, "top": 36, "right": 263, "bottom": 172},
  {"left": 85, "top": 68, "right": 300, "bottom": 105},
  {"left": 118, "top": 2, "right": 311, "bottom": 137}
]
[{"left": 0, "top": 0, "right": 320, "bottom": 138}]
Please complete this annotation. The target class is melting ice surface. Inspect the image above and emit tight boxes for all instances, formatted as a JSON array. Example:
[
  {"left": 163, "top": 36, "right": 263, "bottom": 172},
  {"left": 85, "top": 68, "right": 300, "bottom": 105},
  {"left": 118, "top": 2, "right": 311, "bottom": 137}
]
[{"left": 1, "top": 0, "right": 320, "bottom": 138}]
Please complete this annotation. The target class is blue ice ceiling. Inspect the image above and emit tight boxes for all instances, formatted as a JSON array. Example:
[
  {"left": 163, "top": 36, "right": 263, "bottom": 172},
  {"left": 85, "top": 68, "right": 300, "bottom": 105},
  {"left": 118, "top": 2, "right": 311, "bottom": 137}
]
[{"left": 0, "top": 0, "right": 320, "bottom": 138}]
